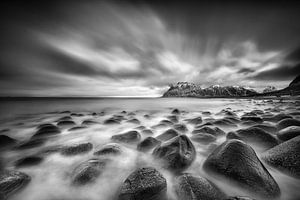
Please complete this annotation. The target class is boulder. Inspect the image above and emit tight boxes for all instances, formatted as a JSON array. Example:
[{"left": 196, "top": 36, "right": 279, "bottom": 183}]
[
  {"left": 212, "top": 119, "right": 237, "bottom": 128},
  {"left": 111, "top": 131, "right": 141, "bottom": 143},
  {"left": 0, "top": 135, "right": 17, "bottom": 148},
  {"left": 277, "top": 118, "right": 300, "bottom": 130},
  {"left": 56, "top": 116, "right": 72, "bottom": 121},
  {"left": 127, "top": 118, "right": 140, "bottom": 124},
  {"left": 68, "top": 126, "right": 87, "bottom": 131},
  {"left": 250, "top": 124, "right": 278, "bottom": 134},
  {"left": 141, "top": 129, "right": 153, "bottom": 135},
  {"left": 175, "top": 173, "right": 224, "bottom": 200},
  {"left": 262, "top": 135, "right": 300, "bottom": 178},
  {"left": 173, "top": 124, "right": 188, "bottom": 133},
  {"left": 104, "top": 118, "right": 121, "bottom": 125},
  {"left": 171, "top": 109, "right": 180, "bottom": 115},
  {"left": 263, "top": 113, "right": 292, "bottom": 123},
  {"left": 277, "top": 126, "right": 300, "bottom": 141},
  {"left": 167, "top": 115, "right": 179, "bottom": 123},
  {"left": 0, "top": 170, "right": 30, "bottom": 199},
  {"left": 192, "top": 126, "right": 225, "bottom": 136},
  {"left": 118, "top": 167, "right": 167, "bottom": 200},
  {"left": 72, "top": 158, "right": 109, "bottom": 185},
  {"left": 57, "top": 120, "right": 76, "bottom": 127},
  {"left": 15, "top": 155, "right": 43, "bottom": 167},
  {"left": 81, "top": 120, "right": 99, "bottom": 125},
  {"left": 153, "top": 135, "right": 196, "bottom": 173},
  {"left": 191, "top": 133, "right": 216, "bottom": 145},
  {"left": 61, "top": 142, "right": 93, "bottom": 156},
  {"left": 226, "top": 197, "right": 255, "bottom": 200},
  {"left": 94, "top": 143, "right": 122, "bottom": 156},
  {"left": 203, "top": 139, "right": 280, "bottom": 198},
  {"left": 186, "top": 116, "right": 203, "bottom": 125},
  {"left": 235, "top": 127, "right": 279, "bottom": 150},
  {"left": 241, "top": 116, "right": 263, "bottom": 123},
  {"left": 137, "top": 137, "right": 161, "bottom": 152},
  {"left": 16, "top": 138, "right": 46, "bottom": 150},
  {"left": 32, "top": 124, "right": 61, "bottom": 138},
  {"left": 156, "top": 129, "right": 179, "bottom": 141}
]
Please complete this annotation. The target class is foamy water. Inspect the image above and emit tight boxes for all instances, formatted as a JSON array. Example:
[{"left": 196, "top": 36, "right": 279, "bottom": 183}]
[{"left": 0, "top": 98, "right": 300, "bottom": 200}]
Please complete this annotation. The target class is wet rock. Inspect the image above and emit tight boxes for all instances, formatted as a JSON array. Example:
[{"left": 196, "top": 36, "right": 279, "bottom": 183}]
[
  {"left": 156, "top": 129, "right": 179, "bottom": 141},
  {"left": 94, "top": 143, "right": 122, "bottom": 156},
  {"left": 167, "top": 115, "right": 179, "bottom": 123},
  {"left": 263, "top": 113, "right": 292, "bottom": 123},
  {"left": 61, "top": 142, "right": 93, "bottom": 156},
  {"left": 241, "top": 116, "right": 263, "bottom": 123},
  {"left": 127, "top": 118, "right": 140, "bottom": 124},
  {"left": 203, "top": 139, "right": 280, "bottom": 198},
  {"left": 240, "top": 121, "right": 257, "bottom": 126},
  {"left": 226, "top": 197, "right": 255, "bottom": 200},
  {"left": 235, "top": 127, "right": 279, "bottom": 150},
  {"left": 104, "top": 118, "right": 121, "bottom": 125},
  {"left": 276, "top": 118, "right": 300, "bottom": 130},
  {"left": 141, "top": 129, "right": 153, "bottom": 135},
  {"left": 32, "top": 124, "right": 61, "bottom": 138},
  {"left": 137, "top": 137, "right": 161, "bottom": 152},
  {"left": 0, "top": 135, "right": 17, "bottom": 148},
  {"left": 153, "top": 135, "right": 196, "bottom": 173},
  {"left": 60, "top": 110, "right": 71, "bottom": 114},
  {"left": 72, "top": 158, "right": 109, "bottom": 185},
  {"left": 71, "top": 113, "right": 84, "bottom": 117},
  {"left": 192, "top": 126, "right": 225, "bottom": 136},
  {"left": 251, "top": 109, "right": 264, "bottom": 115},
  {"left": 262, "top": 135, "right": 300, "bottom": 178},
  {"left": 277, "top": 126, "right": 300, "bottom": 141},
  {"left": 68, "top": 126, "right": 87, "bottom": 131},
  {"left": 224, "top": 116, "right": 240, "bottom": 123},
  {"left": 151, "top": 124, "right": 168, "bottom": 129},
  {"left": 135, "top": 126, "right": 146, "bottom": 130},
  {"left": 160, "top": 120, "right": 173, "bottom": 126},
  {"left": 226, "top": 131, "right": 240, "bottom": 140},
  {"left": 175, "top": 173, "right": 224, "bottom": 200},
  {"left": 57, "top": 116, "right": 72, "bottom": 121},
  {"left": 173, "top": 124, "right": 188, "bottom": 133},
  {"left": 111, "top": 131, "right": 141, "bottom": 143},
  {"left": 16, "top": 138, "right": 46, "bottom": 150},
  {"left": 250, "top": 124, "right": 278, "bottom": 134},
  {"left": 57, "top": 120, "right": 76, "bottom": 127},
  {"left": 118, "top": 167, "right": 167, "bottom": 200},
  {"left": 127, "top": 112, "right": 136, "bottom": 116},
  {"left": 81, "top": 120, "right": 98, "bottom": 126},
  {"left": 0, "top": 170, "right": 31, "bottom": 199},
  {"left": 212, "top": 119, "right": 237, "bottom": 128},
  {"left": 202, "top": 111, "right": 211, "bottom": 115},
  {"left": 172, "top": 109, "right": 180, "bottom": 115},
  {"left": 186, "top": 116, "right": 203, "bottom": 125},
  {"left": 191, "top": 133, "right": 216, "bottom": 145},
  {"left": 15, "top": 155, "right": 43, "bottom": 167}
]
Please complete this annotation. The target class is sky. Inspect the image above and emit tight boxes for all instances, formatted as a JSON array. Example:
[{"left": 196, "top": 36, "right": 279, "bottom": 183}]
[{"left": 0, "top": 0, "right": 300, "bottom": 97}]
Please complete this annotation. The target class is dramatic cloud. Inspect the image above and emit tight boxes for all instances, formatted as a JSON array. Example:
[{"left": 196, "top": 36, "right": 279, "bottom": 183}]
[{"left": 0, "top": 0, "right": 300, "bottom": 96}]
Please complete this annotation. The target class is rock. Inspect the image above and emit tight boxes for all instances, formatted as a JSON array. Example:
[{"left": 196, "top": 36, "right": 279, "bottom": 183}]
[
  {"left": 153, "top": 135, "right": 196, "bottom": 173},
  {"left": 191, "top": 133, "right": 216, "bottom": 145},
  {"left": 167, "top": 115, "right": 179, "bottom": 123},
  {"left": 175, "top": 173, "right": 224, "bottom": 200},
  {"left": 0, "top": 135, "right": 17, "bottom": 148},
  {"left": 240, "top": 116, "right": 263, "bottom": 123},
  {"left": 104, "top": 118, "right": 121, "bottom": 125},
  {"left": 112, "top": 131, "right": 141, "bottom": 143},
  {"left": 57, "top": 116, "right": 72, "bottom": 121},
  {"left": 94, "top": 143, "right": 122, "bottom": 156},
  {"left": 277, "top": 126, "right": 300, "bottom": 141},
  {"left": 276, "top": 118, "right": 300, "bottom": 130},
  {"left": 250, "top": 124, "right": 278, "bottom": 134},
  {"left": 226, "top": 197, "right": 255, "bottom": 200},
  {"left": 172, "top": 109, "right": 180, "bottom": 115},
  {"left": 160, "top": 120, "right": 173, "bottom": 126},
  {"left": 0, "top": 170, "right": 30, "bottom": 199},
  {"left": 202, "top": 111, "right": 211, "bottom": 115},
  {"left": 156, "top": 129, "right": 179, "bottom": 141},
  {"left": 186, "top": 116, "right": 203, "bottom": 125},
  {"left": 240, "top": 121, "right": 257, "bottom": 126},
  {"left": 135, "top": 126, "right": 146, "bottom": 130},
  {"left": 235, "top": 127, "right": 279, "bottom": 150},
  {"left": 81, "top": 120, "right": 98, "bottom": 125},
  {"left": 212, "top": 119, "right": 237, "bottom": 128},
  {"left": 32, "top": 124, "right": 61, "bottom": 138},
  {"left": 118, "top": 167, "right": 167, "bottom": 200},
  {"left": 203, "top": 140, "right": 280, "bottom": 198},
  {"left": 137, "top": 137, "right": 161, "bottom": 152},
  {"left": 192, "top": 126, "right": 225, "bottom": 136},
  {"left": 141, "top": 129, "right": 153, "bottom": 135},
  {"left": 57, "top": 120, "right": 76, "bottom": 127},
  {"left": 173, "top": 124, "right": 188, "bottom": 133},
  {"left": 72, "top": 158, "right": 109, "bottom": 185},
  {"left": 263, "top": 113, "right": 292, "bottom": 122},
  {"left": 15, "top": 155, "right": 43, "bottom": 167},
  {"left": 68, "top": 126, "right": 87, "bottom": 131},
  {"left": 262, "top": 135, "right": 300, "bottom": 178},
  {"left": 127, "top": 118, "right": 140, "bottom": 124},
  {"left": 16, "top": 138, "right": 46, "bottom": 150},
  {"left": 61, "top": 142, "right": 93, "bottom": 156},
  {"left": 226, "top": 131, "right": 240, "bottom": 140}
]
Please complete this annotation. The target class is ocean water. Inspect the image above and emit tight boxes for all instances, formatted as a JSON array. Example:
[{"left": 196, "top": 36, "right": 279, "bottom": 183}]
[{"left": 0, "top": 97, "right": 299, "bottom": 200}]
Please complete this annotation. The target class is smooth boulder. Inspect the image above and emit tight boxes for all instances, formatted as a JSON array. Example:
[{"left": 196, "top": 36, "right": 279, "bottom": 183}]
[
  {"left": 61, "top": 142, "right": 93, "bottom": 156},
  {"left": 0, "top": 170, "right": 31, "bottom": 199},
  {"left": 175, "top": 173, "right": 224, "bottom": 200},
  {"left": 203, "top": 139, "right": 280, "bottom": 198},
  {"left": 111, "top": 131, "right": 141, "bottom": 143},
  {"left": 137, "top": 137, "right": 161, "bottom": 152},
  {"left": 156, "top": 129, "right": 179, "bottom": 141},
  {"left": 32, "top": 124, "right": 61, "bottom": 138},
  {"left": 94, "top": 143, "right": 122, "bottom": 156},
  {"left": 153, "top": 135, "right": 196, "bottom": 173},
  {"left": 277, "top": 126, "right": 300, "bottom": 141},
  {"left": 118, "top": 167, "right": 167, "bottom": 200},
  {"left": 262, "top": 135, "right": 300, "bottom": 178},
  {"left": 276, "top": 118, "right": 300, "bottom": 130}
]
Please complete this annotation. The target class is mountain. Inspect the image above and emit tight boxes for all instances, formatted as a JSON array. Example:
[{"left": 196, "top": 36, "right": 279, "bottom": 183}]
[
  {"left": 162, "top": 82, "right": 257, "bottom": 97},
  {"left": 263, "top": 86, "right": 277, "bottom": 93},
  {"left": 259, "top": 75, "right": 300, "bottom": 97}
]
